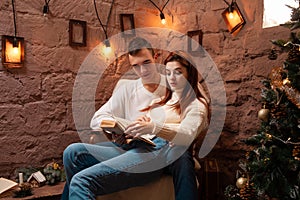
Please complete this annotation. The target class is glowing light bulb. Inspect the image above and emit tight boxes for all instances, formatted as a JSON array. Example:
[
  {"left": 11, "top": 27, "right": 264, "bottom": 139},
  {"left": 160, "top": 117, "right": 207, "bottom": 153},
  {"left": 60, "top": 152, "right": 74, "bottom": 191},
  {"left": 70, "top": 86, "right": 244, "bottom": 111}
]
[
  {"left": 104, "top": 46, "right": 112, "bottom": 55},
  {"left": 12, "top": 47, "right": 19, "bottom": 55},
  {"left": 160, "top": 12, "right": 166, "bottom": 25},
  {"left": 228, "top": 12, "right": 234, "bottom": 19},
  {"left": 8, "top": 38, "right": 21, "bottom": 62},
  {"left": 102, "top": 39, "right": 112, "bottom": 57}
]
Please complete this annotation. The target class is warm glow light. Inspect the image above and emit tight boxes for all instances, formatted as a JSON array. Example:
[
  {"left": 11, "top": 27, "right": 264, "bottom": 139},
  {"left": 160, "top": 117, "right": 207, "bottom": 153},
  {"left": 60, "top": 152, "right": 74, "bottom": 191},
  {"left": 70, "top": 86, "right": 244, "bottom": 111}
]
[
  {"left": 13, "top": 46, "right": 20, "bottom": 55},
  {"left": 2, "top": 35, "right": 24, "bottom": 67},
  {"left": 102, "top": 39, "right": 113, "bottom": 57},
  {"left": 222, "top": 2, "right": 246, "bottom": 34},
  {"left": 3, "top": 1, "right": 25, "bottom": 68},
  {"left": 5, "top": 40, "right": 21, "bottom": 63},
  {"left": 225, "top": 9, "right": 243, "bottom": 30},
  {"left": 104, "top": 46, "right": 112, "bottom": 55},
  {"left": 228, "top": 12, "right": 234, "bottom": 19},
  {"left": 160, "top": 12, "right": 166, "bottom": 25}
]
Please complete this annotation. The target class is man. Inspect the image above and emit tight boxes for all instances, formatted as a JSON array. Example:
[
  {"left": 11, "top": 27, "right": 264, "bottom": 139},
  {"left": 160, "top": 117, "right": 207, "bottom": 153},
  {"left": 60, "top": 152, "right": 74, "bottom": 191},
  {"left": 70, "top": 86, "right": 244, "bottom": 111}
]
[
  {"left": 61, "top": 37, "right": 198, "bottom": 200},
  {"left": 90, "top": 37, "right": 165, "bottom": 130}
]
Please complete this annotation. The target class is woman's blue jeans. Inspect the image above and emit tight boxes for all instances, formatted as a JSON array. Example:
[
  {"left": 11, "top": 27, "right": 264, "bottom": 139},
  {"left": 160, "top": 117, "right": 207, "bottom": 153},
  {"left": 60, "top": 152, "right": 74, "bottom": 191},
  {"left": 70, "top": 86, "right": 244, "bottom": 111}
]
[{"left": 61, "top": 137, "right": 198, "bottom": 200}]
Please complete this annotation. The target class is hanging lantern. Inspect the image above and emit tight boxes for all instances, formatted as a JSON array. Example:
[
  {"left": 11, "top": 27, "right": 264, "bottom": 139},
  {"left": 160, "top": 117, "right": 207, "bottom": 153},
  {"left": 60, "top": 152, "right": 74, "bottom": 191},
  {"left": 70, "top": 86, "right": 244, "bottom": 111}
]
[
  {"left": 222, "top": 1, "right": 246, "bottom": 34},
  {"left": 2, "top": 0, "right": 25, "bottom": 68},
  {"left": 2, "top": 35, "right": 24, "bottom": 68}
]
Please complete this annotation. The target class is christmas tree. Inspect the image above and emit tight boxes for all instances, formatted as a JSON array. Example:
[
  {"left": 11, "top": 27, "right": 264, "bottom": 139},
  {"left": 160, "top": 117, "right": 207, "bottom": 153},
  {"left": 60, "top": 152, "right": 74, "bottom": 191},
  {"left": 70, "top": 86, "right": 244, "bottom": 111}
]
[{"left": 225, "top": 2, "right": 300, "bottom": 200}]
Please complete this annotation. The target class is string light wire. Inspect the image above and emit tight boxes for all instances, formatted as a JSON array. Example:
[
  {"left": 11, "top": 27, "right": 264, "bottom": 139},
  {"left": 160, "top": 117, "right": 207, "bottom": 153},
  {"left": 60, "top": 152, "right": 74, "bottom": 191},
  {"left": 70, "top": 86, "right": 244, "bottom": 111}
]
[
  {"left": 223, "top": 0, "right": 236, "bottom": 12},
  {"left": 148, "top": 0, "right": 171, "bottom": 24},
  {"left": 148, "top": 0, "right": 170, "bottom": 13},
  {"left": 93, "top": 0, "right": 115, "bottom": 41},
  {"left": 223, "top": 0, "right": 231, "bottom": 6},
  {"left": 266, "top": 133, "right": 300, "bottom": 145},
  {"left": 12, "top": 0, "right": 17, "bottom": 37},
  {"left": 11, "top": 0, "right": 18, "bottom": 47}
]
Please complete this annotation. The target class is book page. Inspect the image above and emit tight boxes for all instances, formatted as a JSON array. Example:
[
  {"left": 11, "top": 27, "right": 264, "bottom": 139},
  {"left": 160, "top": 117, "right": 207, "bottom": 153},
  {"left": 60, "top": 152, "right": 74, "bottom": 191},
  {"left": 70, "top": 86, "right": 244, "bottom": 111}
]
[
  {"left": 0, "top": 177, "right": 18, "bottom": 194},
  {"left": 113, "top": 117, "right": 132, "bottom": 130},
  {"left": 101, "top": 117, "right": 156, "bottom": 146},
  {"left": 100, "top": 120, "right": 116, "bottom": 128}
]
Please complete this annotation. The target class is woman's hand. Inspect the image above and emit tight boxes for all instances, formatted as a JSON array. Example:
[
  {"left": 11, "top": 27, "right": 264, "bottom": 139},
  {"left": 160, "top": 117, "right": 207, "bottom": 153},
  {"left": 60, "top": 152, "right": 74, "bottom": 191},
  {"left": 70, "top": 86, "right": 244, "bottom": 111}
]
[
  {"left": 124, "top": 120, "right": 154, "bottom": 138},
  {"left": 135, "top": 115, "right": 151, "bottom": 122}
]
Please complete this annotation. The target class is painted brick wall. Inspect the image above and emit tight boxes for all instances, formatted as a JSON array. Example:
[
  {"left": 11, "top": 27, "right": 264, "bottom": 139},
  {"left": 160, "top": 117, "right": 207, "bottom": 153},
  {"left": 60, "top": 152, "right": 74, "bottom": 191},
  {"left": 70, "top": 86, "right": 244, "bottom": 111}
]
[{"left": 0, "top": 0, "right": 290, "bottom": 188}]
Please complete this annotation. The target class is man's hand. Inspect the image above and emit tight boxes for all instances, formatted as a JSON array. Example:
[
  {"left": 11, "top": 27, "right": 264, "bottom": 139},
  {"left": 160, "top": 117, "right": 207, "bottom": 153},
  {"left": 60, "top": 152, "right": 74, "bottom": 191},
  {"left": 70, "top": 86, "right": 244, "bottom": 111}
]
[
  {"left": 111, "top": 133, "right": 128, "bottom": 145},
  {"left": 124, "top": 120, "right": 154, "bottom": 138},
  {"left": 102, "top": 130, "right": 129, "bottom": 145}
]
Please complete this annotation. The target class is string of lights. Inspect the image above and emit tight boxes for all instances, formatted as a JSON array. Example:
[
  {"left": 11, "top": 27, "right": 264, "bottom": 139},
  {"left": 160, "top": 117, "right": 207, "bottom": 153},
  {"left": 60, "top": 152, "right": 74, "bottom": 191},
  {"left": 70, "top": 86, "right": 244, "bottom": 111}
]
[
  {"left": 266, "top": 133, "right": 300, "bottom": 145},
  {"left": 147, "top": 0, "right": 171, "bottom": 24}
]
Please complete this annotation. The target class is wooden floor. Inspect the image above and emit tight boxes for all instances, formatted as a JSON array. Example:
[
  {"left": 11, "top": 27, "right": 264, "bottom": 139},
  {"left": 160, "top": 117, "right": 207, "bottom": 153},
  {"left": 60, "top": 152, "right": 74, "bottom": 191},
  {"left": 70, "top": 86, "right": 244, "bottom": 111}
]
[{"left": 0, "top": 182, "right": 64, "bottom": 200}]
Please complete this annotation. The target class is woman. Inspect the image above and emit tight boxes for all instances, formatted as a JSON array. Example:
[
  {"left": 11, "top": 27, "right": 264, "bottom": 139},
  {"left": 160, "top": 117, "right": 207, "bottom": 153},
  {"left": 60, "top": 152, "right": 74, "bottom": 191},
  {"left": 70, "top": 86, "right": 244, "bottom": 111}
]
[
  {"left": 62, "top": 50, "right": 209, "bottom": 200},
  {"left": 125, "top": 50, "right": 210, "bottom": 199},
  {"left": 126, "top": 50, "right": 209, "bottom": 147}
]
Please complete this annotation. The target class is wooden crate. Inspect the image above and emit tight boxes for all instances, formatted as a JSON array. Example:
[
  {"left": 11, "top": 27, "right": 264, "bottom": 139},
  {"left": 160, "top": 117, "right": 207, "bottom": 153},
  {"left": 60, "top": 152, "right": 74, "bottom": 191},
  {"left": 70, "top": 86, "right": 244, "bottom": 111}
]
[{"left": 197, "top": 159, "right": 222, "bottom": 200}]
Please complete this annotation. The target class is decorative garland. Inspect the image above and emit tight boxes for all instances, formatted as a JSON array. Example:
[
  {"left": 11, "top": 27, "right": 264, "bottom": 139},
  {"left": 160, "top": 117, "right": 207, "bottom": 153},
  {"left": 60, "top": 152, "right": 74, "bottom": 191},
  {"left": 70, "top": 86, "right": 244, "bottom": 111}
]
[
  {"left": 270, "top": 66, "right": 283, "bottom": 88},
  {"left": 270, "top": 66, "right": 300, "bottom": 109}
]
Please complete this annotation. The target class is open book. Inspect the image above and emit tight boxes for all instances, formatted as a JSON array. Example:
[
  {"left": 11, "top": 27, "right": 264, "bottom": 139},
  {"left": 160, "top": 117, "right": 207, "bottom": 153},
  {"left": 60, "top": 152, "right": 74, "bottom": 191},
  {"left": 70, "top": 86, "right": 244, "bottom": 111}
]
[
  {"left": 100, "top": 117, "right": 156, "bottom": 147},
  {"left": 0, "top": 177, "right": 18, "bottom": 197}
]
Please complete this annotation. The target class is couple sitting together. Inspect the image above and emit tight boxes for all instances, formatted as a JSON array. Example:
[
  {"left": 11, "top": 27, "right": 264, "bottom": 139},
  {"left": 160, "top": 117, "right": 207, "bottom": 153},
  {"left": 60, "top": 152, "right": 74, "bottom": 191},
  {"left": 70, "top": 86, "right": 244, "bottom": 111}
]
[{"left": 61, "top": 37, "right": 210, "bottom": 200}]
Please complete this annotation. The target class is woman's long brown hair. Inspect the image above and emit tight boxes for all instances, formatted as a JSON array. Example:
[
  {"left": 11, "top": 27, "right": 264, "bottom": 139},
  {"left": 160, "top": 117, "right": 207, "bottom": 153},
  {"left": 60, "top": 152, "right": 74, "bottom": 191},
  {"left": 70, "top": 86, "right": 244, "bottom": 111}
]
[{"left": 141, "top": 50, "right": 210, "bottom": 120}]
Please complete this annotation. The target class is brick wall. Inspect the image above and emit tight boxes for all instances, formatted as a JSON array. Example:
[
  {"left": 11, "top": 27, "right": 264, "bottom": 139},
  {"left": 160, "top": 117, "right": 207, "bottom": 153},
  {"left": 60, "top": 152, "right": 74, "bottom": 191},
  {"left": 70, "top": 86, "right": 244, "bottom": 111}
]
[{"left": 0, "top": 0, "right": 290, "bottom": 188}]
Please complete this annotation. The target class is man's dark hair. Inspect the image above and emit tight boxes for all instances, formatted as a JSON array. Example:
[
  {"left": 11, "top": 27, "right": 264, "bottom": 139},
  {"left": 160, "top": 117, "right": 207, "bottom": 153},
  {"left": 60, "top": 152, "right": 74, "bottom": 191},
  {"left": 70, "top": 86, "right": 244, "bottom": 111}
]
[{"left": 128, "top": 37, "right": 155, "bottom": 56}]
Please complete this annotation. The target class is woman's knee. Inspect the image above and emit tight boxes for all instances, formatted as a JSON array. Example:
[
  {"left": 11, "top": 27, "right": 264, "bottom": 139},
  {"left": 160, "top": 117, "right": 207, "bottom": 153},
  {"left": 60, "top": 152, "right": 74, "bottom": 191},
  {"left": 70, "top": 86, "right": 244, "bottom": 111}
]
[{"left": 173, "top": 151, "right": 194, "bottom": 167}]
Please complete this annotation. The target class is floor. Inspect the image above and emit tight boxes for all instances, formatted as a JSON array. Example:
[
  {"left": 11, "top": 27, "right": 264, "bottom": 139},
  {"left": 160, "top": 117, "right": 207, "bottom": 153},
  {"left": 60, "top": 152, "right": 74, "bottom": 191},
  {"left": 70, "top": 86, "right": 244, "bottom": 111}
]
[{"left": 0, "top": 182, "right": 64, "bottom": 200}]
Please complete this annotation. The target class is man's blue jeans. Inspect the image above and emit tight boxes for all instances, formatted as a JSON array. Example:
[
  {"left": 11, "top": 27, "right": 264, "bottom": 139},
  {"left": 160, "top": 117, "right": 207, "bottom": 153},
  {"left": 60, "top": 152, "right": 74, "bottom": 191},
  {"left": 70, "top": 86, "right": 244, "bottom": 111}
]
[{"left": 61, "top": 137, "right": 198, "bottom": 200}]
